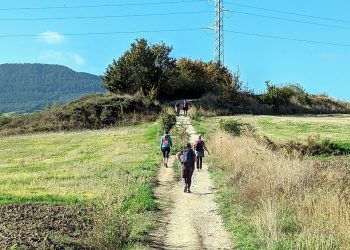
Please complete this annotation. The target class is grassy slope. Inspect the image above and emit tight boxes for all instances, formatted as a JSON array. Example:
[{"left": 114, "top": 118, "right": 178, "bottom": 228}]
[
  {"left": 195, "top": 115, "right": 350, "bottom": 249},
  {"left": 195, "top": 114, "right": 350, "bottom": 149},
  {"left": 0, "top": 123, "right": 160, "bottom": 248}
]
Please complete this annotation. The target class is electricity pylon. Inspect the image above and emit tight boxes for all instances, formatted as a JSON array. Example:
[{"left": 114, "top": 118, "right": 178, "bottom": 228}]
[{"left": 214, "top": 0, "right": 224, "bottom": 65}]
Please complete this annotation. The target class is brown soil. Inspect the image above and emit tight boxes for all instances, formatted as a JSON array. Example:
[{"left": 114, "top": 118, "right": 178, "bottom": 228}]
[{"left": 0, "top": 204, "right": 93, "bottom": 249}]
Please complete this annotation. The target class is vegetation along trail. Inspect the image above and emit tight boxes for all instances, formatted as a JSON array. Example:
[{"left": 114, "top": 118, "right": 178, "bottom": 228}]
[{"left": 152, "top": 115, "right": 233, "bottom": 249}]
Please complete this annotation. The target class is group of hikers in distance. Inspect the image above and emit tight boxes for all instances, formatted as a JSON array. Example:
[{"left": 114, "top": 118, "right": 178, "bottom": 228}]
[
  {"left": 160, "top": 101, "right": 210, "bottom": 193},
  {"left": 175, "top": 100, "right": 189, "bottom": 116}
]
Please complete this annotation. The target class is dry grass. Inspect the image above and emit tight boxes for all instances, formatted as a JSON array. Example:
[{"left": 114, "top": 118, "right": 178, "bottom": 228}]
[{"left": 210, "top": 133, "right": 350, "bottom": 249}]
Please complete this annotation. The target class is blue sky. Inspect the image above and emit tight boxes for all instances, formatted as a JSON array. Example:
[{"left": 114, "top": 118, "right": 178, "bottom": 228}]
[{"left": 0, "top": 0, "right": 349, "bottom": 100}]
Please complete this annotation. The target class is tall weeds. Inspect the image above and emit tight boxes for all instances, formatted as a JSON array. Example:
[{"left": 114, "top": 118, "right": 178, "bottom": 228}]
[{"left": 210, "top": 133, "right": 350, "bottom": 249}]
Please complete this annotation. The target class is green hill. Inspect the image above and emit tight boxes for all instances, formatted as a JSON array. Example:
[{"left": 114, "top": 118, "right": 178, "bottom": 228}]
[{"left": 0, "top": 63, "right": 104, "bottom": 114}]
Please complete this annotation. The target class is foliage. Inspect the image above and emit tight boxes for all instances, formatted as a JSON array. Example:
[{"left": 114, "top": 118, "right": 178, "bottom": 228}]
[
  {"left": 160, "top": 110, "right": 176, "bottom": 132},
  {"left": 0, "top": 94, "right": 161, "bottom": 136},
  {"left": 160, "top": 58, "right": 236, "bottom": 100},
  {"left": 259, "top": 82, "right": 311, "bottom": 111},
  {"left": 260, "top": 135, "right": 350, "bottom": 157},
  {"left": 103, "top": 39, "right": 237, "bottom": 100},
  {"left": 103, "top": 38, "right": 175, "bottom": 97},
  {"left": 172, "top": 124, "right": 190, "bottom": 153},
  {"left": 219, "top": 119, "right": 255, "bottom": 136},
  {"left": 0, "top": 63, "right": 103, "bottom": 114}
]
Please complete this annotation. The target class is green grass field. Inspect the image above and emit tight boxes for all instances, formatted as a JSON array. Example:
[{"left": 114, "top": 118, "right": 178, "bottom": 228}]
[
  {"left": 0, "top": 123, "right": 161, "bottom": 248},
  {"left": 195, "top": 114, "right": 350, "bottom": 249},
  {"left": 195, "top": 114, "right": 350, "bottom": 150}
]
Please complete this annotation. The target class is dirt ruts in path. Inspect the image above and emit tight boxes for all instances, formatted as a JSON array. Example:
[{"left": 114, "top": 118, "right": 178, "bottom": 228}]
[{"left": 151, "top": 115, "right": 233, "bottom": 249}]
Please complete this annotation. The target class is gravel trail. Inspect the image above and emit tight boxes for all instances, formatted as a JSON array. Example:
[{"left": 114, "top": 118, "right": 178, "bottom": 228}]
[{"left": 151, "top": 115, "right": 233, "bottom": 250}]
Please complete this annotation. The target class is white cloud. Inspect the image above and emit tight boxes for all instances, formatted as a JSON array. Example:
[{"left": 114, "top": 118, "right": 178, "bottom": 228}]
[
  {"left": 39, "top": 50, "right": 86, "bottom": 66},
  {"left": 39, "top": 31, "right": 65, "bottom": 44},
  {"left": 72, "top": 53, "right": 86, "bottom": 65}
]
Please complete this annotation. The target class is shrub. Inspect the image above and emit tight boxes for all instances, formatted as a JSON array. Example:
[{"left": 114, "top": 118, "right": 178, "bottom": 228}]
[
  {"left": 219, "top": 119, "right": 255, "bottom": 136},
  {"left": 260, "top": 134, "right": 350, "bottom": 157},
  {"left": 160, "top": 111, "right": 176, "bottom": 132},
  {"left": 172, "top": 124, "right": 189, "bottom": 153},
  {"left": 259, "top": 83, "right": 311, "bottom": 111}
]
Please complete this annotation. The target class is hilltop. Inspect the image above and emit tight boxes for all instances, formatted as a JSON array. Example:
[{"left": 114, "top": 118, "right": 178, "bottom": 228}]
[{"left": 0, "top": 63, "right": 103, "bottom": 114}]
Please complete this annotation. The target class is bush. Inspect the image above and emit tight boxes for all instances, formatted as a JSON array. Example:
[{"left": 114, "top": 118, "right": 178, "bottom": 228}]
[
  {"left": 160, "top": 111, "right": 176, "bottom": 132},
  {"left": 259, "top": 83, "right": 311, "bottom": 111},
  {"left": 219, "top": 119, "right": 255, "bottom": 136},
  {"left": 260, "top": 134, "right": 350, "bottom": 157},
  {"left": 172, "top": 124, "right": 189, "bottom": 153}
]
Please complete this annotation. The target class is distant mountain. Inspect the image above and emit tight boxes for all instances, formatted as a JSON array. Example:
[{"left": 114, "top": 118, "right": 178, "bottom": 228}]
[{"left": 0, "top": 63, "right": 104, "bottom": 114}]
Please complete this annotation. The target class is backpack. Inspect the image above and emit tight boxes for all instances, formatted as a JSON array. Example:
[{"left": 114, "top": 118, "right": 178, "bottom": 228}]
[
  {"left": 195, "top": 140, "right": 204, "bottom": 151},
  {"left": 182, "top": 148, "right": 194, "bottom": 164},
  {"left": 175, "top": 103, "right": 180, "bottom": 107},
  {"left": 183, "top": 102, "right": 188, "bottom": 108},
  {"left": 162, "top": 135, "right": 170, "bottom": 148}
]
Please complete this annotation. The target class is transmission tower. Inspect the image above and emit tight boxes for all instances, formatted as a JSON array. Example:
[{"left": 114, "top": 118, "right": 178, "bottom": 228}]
[{"left": 214, "top": 0, "right": 224, "bottom": 65}]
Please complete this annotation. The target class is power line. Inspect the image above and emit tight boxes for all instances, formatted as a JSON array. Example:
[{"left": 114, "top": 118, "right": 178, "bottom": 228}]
[
  {"left": 2, "top": 7, "right": 348, "bottom": 33},
  {"left": 2, "top": 26, "right": 349, "bottom": 48},
  {"left": 225, "top": 29, "right": 350, "bottom": 47},
  {"left": 0, "top": 0, "right": 207, "bottom": 11},
  {"left": 0, "top": 10, "right": 213, "bottom": 22},
  {"left": 0, "top": 28, "right": 206, "bottom": 38},
  {"left": 225, "top": 1, "right": 350, "bottom": 24},
  {"left": 232, "top": 10, "right": 350, "bottom": 30}
]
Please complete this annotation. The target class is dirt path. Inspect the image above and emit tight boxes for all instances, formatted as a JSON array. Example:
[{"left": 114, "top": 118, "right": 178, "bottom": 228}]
[{"left": 151, "top": 115, "right": 233, "bottom": 249}]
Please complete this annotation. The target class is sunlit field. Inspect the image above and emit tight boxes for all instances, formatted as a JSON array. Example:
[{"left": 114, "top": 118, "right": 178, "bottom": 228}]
[
  {"left": 195, "top": 115, "right": 350, "bottom": 249},
  {"left": 195, "top": 114, "right": 350, "bottom": 150},
  {"left": 0, "top": 123, "right": 160, "bottom": 248}
]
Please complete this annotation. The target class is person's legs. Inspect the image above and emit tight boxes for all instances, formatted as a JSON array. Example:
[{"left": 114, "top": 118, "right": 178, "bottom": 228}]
[
  {"left": 165, "top": 149, "right": 170, "bottom": 167},
  {"left": 187, "top": 166, "right": 194, "bottom": 192},
  {"left": 182, "top": 163, "right": 191, "bottom": 192},
  {"left": 162, "top": 149, "right": 166, "bottom": 166},
  {"left": 187, "top": 177, "right": 191, "bottom": 191},
  {"left": 162, "top": 148, "right": 170, "bottom": 167},
  {"left": 199, "top": 157, "right": 203, "bottom": 170},
  {"left": 182, "top": 164, "right": 189, "bottom": 192},
  {"left": 196, "top": 157, "right": 200, "bottom": 170}
]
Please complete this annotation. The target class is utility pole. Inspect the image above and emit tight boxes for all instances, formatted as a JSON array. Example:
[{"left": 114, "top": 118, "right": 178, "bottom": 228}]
[{"left": 214, "top": 0, "right": 224, "bottom": 66}]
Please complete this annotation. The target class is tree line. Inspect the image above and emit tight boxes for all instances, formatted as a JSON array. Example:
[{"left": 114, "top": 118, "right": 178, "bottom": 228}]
[{"left": 103, "top": 38, "right": 241, "bottom": 101}]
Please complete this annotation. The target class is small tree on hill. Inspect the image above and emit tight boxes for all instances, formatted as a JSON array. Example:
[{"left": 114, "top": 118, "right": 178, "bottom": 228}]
[{"left": 103, "top": 38, "right": 175, "bottom": 98}]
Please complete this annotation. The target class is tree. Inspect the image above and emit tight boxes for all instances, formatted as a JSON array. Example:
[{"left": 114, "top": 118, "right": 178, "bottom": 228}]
[
  {"left": 103, "top": 38, "right": 175, "bottom": 97},
  {"left": 160, "top": 58, "right": 235, "bottom": 99}
]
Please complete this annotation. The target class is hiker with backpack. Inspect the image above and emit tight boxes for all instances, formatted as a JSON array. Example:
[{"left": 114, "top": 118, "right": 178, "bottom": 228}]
[
  {"left": 182, "top": 100, "right": 189, "bottom": 117},
  {"left": 176, "top": 143, "right": 196, "bottom": 193},
  {"left": 160, "top": 130, "right": 173, "bottom": 168},
  {"left": 193, "top": 135, "right": 210, "bottom": 171},
  {"left": 175, "top": 102, "right": 180, "bottom": 116}
]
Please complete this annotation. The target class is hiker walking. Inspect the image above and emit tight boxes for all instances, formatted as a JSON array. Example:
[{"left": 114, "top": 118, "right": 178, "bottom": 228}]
[
  {"left": 176, "top": 143, "right": 196, "bottom": 193},
  {"left": 160, "top": 130, "right": 173, "bottom": 168},
  {"left": 182, "top": 100, "right": 189, "bottom": 117},
  {"left": 175, "top": 102, "right": 180, "bottom": 116},
  {"left": 193, "top": 135, "right": 210, "bottom": 171}
]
